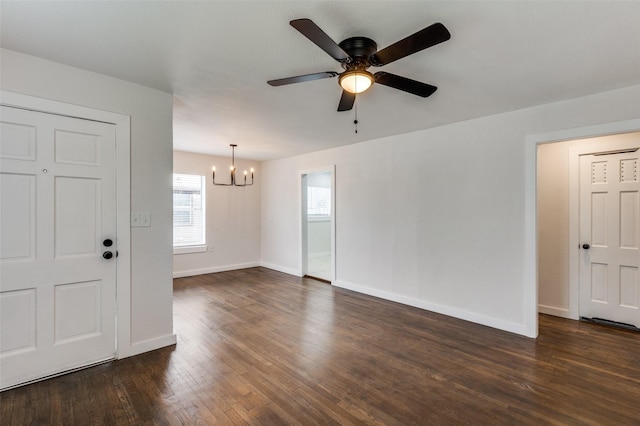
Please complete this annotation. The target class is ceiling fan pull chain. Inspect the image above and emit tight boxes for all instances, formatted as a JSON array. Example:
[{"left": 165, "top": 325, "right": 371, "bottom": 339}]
[{"left": 354, "top": 96, "right": 358, "bottom": 134}]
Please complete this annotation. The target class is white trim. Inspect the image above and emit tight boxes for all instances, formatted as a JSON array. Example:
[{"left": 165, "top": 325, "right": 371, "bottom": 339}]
[
  {"left": 128, "top": 334, "right": 177, "bottom": 357},
  {"left": 259, "top": 261, "right": 303, "bottom": 277},
  {"left": 173, "top": 262, "right": 260, "bottom": 278},
  {"left": 173, "top": 245, "right": 207, "bottom": 255},
  {"left": 300, "top": 174, "right": 308, "bottom": 277},
  {"left": 334, "top": 280, "right": 528, "bottom": 336},
  {"left": 526, "top": 118, "right": 640, "bottom": 331},
  {"left": 538, "top": 305, "right": 572, "bottom": 319},
  {"left": 567, "top": 147, "right": 581, "bottom": 320},
  {"left": 1, "top": 90, "right": 133, "bottom": 359},
  {"left": 115, "top": 114, "right": 132, "bottom": 359},
  {"left": 523, "top": 129, "right": 539, "bottom": 337}
]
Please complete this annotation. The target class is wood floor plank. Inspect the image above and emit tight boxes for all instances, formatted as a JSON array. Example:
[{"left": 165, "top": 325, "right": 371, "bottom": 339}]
[{"left": 1, "top": 267, "right": 639, "bottom": 424}]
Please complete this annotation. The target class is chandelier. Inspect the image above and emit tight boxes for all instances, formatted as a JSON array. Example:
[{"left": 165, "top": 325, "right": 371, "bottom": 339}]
[{"left": 212, "top": 144, "right": 254, "bottom": 187}]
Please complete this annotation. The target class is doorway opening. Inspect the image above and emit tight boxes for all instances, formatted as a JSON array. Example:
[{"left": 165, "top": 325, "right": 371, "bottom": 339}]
[
  {"left": 536, "top": 129, "right": 640, "bottom": 330},
  {"left": 300, "top": 168, "right": 335, "bottom": 283}
]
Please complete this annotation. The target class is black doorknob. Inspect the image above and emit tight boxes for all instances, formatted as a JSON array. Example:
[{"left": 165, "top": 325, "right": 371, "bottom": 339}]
[
  {"left": 103, "top": 239, "right": 113, "bottom": 247},
  {"left": 103, "top": 251, "right": 113, "bottom": 259},
  {"left": 582, "top": 243, "right": 590, "bottom": 250}
]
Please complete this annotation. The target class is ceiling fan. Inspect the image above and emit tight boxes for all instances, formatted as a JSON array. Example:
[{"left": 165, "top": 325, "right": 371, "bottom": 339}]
[{"left": 267, "top": 19, "right": 451, "bottom": 111}]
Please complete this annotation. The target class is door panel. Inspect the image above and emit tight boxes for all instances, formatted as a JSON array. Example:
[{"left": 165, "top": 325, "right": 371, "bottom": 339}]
[
  {"left": 55, "top": 177, "right": 100, "bottom": 256},
  {"left": 0, "top": 173, "right": 36, "bottom": 260},
  {"left": 54, "top": 129, "right": 101, "bottom": 166},
  {"left": 620, "top": 191, "right": 638, "bottom": 248},
  {"left": 590, "top": 192, "right": 607, "bottom": 246},
  {"left": 0, "top": 106, "right": 117, "bottom": 389},
  {"left": 619, "top": 266, "right": 638, "bottom": 308},
  {"left": 590, "top": 263, "right": 607, "bottom": 303},
  {"left": 0, "top": 289, "right": 36, "bottom": 356},
  {"left": 54, "top": 280, "right": 102, "bottom": 343},
  {"left": 0, "top": 121, "right": 36, "bottom": 160},
  {"left": 580, "top": 151, "right": 640, "bottom": 327}
]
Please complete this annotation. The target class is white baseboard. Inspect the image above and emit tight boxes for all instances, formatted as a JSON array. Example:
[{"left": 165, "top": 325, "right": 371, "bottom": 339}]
[
  {"left": 259, "top": 261, "right": 302, "bottom": 277},
  {"left": 173, "top": 262, "right": 260, "bottom": 278},
  {"left": 123, "top": 333, "right": 177, "bottom": 358},
  {"left": 538, "top": 304, "right": 573, "bottom": 319},
  {"left": 333, "top": 280, "right": 530, "bottom": 337}
]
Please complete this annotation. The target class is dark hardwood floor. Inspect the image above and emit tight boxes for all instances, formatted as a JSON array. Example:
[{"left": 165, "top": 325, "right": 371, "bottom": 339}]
[{"left": 2, "top": 267, "right": 639, "bottom": 425}]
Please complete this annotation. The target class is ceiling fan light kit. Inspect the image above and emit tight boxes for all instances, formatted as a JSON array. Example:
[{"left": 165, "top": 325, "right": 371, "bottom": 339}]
[
  {"left": 267, "top": 18, "right": 450, "bottom": 111},
  {"left": 339, "top": 70, "right": 374, "bottom": 94}
]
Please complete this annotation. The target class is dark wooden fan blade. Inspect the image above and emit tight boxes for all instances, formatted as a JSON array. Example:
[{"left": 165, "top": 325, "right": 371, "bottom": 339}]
[
  {"left": 337, "top": 90, "right": 355, "bottom": 111},
  {"left": 290, "top": 19, "right": 350, "bottom": 62},
  {"left": 370, "top": 23, "right": 450, "bottom": 66},
  {"left": 268, "top": 71, "right": 338, "bottom": 86},
  {"left": 374, "top": 72, "right": 437, "bottom": 97}
]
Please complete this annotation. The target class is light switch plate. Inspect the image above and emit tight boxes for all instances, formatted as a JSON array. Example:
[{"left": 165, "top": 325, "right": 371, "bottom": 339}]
[
  {"left": 131, "top": 212, "right": 141, "bottom": 227},
  {"left": 140, "top": 212, "right": 151, "bottom": 227}
]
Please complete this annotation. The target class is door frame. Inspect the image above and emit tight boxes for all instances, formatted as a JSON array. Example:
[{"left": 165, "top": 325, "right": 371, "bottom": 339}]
[
  {"left": 299, "top": 166, "right": 336, "bottom": 283},
  {"left": 1, "top": 90, "right": 132, "bottom": 358},
  {"left": 526, "top": 118, "right": 640, "bottom": 336}
]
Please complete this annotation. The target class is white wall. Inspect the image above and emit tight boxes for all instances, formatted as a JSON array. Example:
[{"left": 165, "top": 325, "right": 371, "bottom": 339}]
[
  {"left": 261, "top": 83, "right": 640, "bottom": 337},
  {"left": 1, "top": 49, "right": 175, "bottom": 354},
  {"left": 173, "top": 150, "right": 261, "bottom": 277},
  {"left": 537, "top": 141, "right": 571, "bottom": 316}
]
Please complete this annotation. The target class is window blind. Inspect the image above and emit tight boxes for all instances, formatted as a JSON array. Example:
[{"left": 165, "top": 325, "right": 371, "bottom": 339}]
[{"left": 173, "top": 174, "right": 205, "bottom": 247}]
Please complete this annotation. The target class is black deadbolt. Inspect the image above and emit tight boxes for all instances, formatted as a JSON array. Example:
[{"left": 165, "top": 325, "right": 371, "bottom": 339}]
[
  {"left": 103, "top": 251, "right": 113, "bottom": 259},
  {"left": 103, "top": 239, "right": 113, "bottom": 247},
  {"left": 582, "top": 243, "right": 590, "bottom": 250}
]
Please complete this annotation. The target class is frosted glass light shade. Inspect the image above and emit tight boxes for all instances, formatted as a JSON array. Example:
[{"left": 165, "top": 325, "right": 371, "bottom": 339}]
[{"left": 339, "top": 71, "right": 374, "bottom": 94}]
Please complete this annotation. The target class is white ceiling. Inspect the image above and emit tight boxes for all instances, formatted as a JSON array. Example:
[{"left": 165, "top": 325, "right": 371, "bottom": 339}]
[{"left": 2, "top": 1, "right": 640, "bottom": 161}]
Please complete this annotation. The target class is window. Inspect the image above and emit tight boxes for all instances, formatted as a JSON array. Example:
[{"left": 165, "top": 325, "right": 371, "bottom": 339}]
[
  {"left": 307, "top": 186, "right": 331, "bottom": 217},
  {"left": 173, "top": 174, "right": 205, "bottom": 248}
]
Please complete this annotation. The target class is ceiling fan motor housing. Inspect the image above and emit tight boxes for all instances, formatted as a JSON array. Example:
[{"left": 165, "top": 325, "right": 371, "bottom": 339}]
[{"left": 338, "top": 37, "right": 378, "bottom": 64}]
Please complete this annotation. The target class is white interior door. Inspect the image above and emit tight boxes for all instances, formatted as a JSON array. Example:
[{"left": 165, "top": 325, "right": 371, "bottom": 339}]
[
  {"left": 0, "top": 105, "right": 117, "bottom": 389},
  {"left": 579, "top": 150, "right": 640, "bottom": 327}
]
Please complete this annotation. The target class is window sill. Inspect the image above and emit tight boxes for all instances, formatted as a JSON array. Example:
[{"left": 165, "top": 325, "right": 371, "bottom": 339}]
[{"left": 173, "top": 245, "right": 207, "bottom": 255}]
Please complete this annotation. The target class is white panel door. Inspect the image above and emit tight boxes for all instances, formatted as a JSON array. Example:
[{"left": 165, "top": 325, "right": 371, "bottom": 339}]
[
  {"left": 579, "top": 150, "right": 640, "bottom": 327},
  {"left": 0, "top": 105, "right": 117, "bottom": 389}
]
